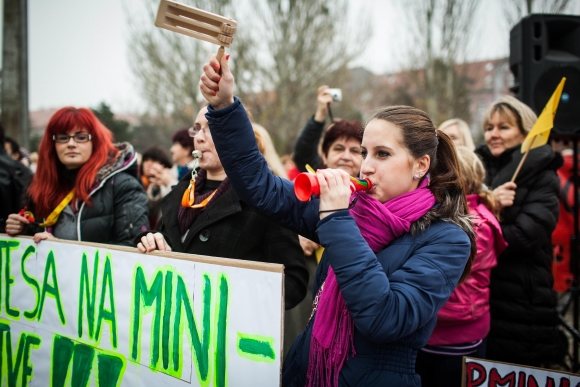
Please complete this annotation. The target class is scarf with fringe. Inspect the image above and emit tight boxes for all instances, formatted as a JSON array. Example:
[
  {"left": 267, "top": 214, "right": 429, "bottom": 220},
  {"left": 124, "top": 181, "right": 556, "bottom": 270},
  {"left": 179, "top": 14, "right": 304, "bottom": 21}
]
[{"left": 306, "top": 178, "right": 435, "bottom": 387}]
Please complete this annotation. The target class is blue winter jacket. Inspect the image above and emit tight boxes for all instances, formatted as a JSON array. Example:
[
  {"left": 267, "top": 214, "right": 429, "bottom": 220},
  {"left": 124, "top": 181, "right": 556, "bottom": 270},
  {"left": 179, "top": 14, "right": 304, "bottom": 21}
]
[{"left": 207, "top": 98, "right": 471, "bottom": 387}]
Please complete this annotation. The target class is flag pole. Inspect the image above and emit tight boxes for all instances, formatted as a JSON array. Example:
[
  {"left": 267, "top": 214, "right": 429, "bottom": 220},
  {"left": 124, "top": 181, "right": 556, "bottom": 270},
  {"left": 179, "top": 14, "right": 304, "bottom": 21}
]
[
  {"left": 511, "top": 136, "right": 535, "bottom": 182},
  {"left": 510, "top": 77, "right": 565, "bottom": 182}
]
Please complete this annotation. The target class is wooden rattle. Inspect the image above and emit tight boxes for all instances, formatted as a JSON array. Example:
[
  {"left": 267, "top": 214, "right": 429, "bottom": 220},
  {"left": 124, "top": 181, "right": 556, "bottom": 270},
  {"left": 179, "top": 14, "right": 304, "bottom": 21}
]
[{"left": 155, "top": 0, "right": 237, "bottom": 63}]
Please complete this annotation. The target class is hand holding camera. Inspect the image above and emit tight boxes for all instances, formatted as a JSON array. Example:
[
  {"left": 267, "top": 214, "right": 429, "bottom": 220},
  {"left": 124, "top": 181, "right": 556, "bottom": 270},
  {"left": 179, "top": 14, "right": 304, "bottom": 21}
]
[
  {"left": 326, "top": 88, "right": 342, "bottom": 102},
  {"left": 314, "top": 85, "right": 342, "bottom": 122}
]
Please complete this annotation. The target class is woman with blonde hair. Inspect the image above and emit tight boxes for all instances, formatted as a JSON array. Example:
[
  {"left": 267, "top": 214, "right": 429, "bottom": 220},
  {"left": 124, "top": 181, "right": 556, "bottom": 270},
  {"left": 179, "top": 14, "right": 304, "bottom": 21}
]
[
  {"left": 437, "top": 118, "right": 475, "bottom": 150},
  {"left": 474, "top": 95, "right": 560, "bottom": 367},
  {"left": 416, "top": 146, "right": 507, "bottom": 386}
]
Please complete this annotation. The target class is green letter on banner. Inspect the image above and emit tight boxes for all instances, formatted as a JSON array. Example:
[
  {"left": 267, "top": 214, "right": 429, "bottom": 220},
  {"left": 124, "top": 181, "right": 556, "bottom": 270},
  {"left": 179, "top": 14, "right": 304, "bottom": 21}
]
[
  {"left": 37, "top": 251, "right": 66, "bottom": 325},
  {"left": 130, "top": 266, "right": 163, "bottom": 366}
]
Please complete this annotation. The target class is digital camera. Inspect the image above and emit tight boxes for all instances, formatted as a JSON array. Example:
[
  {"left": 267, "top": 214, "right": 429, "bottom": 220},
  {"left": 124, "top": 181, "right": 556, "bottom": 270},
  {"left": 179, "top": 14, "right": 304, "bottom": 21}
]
[{"left": 326, "top": 88, "right": 342, "bottom": 102}]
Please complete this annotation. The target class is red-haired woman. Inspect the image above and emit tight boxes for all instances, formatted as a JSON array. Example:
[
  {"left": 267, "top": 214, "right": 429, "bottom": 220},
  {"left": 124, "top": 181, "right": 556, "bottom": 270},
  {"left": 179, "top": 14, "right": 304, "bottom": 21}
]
[{"left": 5, "top": 107, "right": 149, "bottom": 246}]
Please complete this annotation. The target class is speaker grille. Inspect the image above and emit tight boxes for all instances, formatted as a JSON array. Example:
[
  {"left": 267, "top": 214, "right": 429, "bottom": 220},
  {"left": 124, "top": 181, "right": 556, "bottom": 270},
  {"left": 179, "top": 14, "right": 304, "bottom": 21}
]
[
  {"left": 510, "top": 14, "right": 580, "bottom": 135},
  {"left": 534, "top": 66, "right": 580, "bottom": 134}
]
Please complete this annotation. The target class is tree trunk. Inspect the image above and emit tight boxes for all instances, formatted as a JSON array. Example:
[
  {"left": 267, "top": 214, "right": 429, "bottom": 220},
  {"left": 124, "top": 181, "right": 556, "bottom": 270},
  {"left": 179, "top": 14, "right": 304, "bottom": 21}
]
[
  {"left": 424, "top": 0, "right": 438, "bottom": 121},
  {"left": 526, "top": 0, "right": 533, "bottom": 13},
  {"left": 446, "top": 62, "right": 454, "bottom": 119},
  {"left": 1, "top": 0, "right": 29, "bottom": 149}
]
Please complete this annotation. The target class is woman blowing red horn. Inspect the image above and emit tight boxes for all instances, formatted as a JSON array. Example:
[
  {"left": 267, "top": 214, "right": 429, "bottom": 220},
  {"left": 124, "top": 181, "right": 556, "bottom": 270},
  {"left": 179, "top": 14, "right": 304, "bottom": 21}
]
[{"left": 198, "top": 53, "right": 475, "bottom": 387}]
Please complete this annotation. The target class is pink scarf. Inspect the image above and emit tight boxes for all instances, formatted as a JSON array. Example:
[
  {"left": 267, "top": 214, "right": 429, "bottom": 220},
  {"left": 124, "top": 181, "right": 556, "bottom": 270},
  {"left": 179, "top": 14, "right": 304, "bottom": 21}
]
[{"left": 306, "top": 178, "right": 436, "bottom": 387}]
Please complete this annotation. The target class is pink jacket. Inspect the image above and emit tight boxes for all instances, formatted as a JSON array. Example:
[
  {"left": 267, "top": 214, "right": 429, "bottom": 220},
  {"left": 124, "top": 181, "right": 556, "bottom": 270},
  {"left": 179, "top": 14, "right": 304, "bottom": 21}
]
[{"left": 428, "top": 194, "right": 507, "bottom": 345}]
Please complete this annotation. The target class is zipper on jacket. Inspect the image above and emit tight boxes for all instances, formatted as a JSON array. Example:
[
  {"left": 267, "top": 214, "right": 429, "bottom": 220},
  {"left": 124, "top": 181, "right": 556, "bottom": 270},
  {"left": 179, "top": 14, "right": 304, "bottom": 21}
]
[{"left": 76, "top": 155, "right": 137, "bottom": 241}]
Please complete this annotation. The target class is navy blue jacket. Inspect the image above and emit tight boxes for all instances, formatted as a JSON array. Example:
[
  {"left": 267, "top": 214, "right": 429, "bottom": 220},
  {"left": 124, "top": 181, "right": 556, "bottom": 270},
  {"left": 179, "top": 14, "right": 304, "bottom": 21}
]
[{"left": 207, "top": 98, "right": 471, "bottom": 386}]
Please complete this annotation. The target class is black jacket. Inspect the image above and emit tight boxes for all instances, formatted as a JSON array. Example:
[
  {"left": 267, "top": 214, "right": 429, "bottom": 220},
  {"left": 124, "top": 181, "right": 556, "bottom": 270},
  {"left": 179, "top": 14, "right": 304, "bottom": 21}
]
[
  {"left": 0, "top": 148, "right": 32, "bottom": 229},
  {"left": 293, "top": 115, "right": 325, "bottom": 172},
  {"left": 149, "top": 175, "right": 309, "bottom": 310},
  {"left": 475, "top": 144, "right": 560, "bottom": 366},
  {"left": 26, "top": 143, "right": 149, "bottom": 246}
]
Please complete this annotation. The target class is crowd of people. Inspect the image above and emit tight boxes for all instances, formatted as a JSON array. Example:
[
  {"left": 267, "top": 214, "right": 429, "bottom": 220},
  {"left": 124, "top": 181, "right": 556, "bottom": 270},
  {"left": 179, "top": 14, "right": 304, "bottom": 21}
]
[{"left": 0, "top": 52, "right": 572, "bottom": 386}]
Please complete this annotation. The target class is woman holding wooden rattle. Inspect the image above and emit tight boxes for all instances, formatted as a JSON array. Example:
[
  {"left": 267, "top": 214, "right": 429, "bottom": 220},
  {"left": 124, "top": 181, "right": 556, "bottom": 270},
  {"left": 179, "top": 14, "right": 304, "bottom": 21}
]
[
  {"left": 199, "top": 53, "right": 475, "bottom": 386},
  {"left": 134, "top": 104, "right": 309, "bottom": 311}
]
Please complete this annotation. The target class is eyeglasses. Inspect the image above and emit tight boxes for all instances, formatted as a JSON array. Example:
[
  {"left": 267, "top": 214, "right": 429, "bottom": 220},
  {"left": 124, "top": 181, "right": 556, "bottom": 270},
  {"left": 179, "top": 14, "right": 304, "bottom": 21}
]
[
  {"left": 187, "top": 125, "right": 211, "bottom": 137},
  {"left": 53, "top": 133, "right": 92, "bottom": 143},
  {"left": 188, "top": 126, "right": 201, "bottom": 137}
]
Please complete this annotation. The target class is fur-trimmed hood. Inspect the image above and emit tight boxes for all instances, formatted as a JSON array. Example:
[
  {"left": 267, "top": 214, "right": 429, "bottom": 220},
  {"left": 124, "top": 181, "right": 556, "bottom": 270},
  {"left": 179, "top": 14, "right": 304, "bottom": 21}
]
[{"left": 93, "top": 142, "right": 138, "bottom": 188}]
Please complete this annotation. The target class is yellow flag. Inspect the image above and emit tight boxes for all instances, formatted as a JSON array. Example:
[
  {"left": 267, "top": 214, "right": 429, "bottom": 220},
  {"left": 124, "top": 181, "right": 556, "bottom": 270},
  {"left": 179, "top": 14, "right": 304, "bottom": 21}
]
[{"left": 520, "top": 77, "right": 567, "bottom": 153}]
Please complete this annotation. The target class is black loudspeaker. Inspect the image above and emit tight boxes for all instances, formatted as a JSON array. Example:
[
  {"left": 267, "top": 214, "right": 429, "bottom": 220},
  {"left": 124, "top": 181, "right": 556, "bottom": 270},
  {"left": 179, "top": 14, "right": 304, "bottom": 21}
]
[{"left": 509, "top": 14, "right": 580, "bottom": 135}]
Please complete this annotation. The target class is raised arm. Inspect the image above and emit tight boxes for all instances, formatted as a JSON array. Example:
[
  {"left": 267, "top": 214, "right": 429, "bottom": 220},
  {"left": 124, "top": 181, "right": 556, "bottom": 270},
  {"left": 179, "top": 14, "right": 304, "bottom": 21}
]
[
  {"left": 199, "top": 54, "right": 319, "bottom": 240},
  {"left": 293, "top": 86, "right": 334, "bottom": 172},
  {"left": 293, "top": 116, "right": 325, "bottom": 172}
]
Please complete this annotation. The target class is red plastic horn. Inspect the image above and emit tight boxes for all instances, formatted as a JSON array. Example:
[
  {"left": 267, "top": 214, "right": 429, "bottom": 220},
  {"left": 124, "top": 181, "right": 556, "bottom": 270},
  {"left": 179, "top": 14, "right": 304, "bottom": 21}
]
[{"left": 294, "top": 172, "right": 372, "bottom": 202}]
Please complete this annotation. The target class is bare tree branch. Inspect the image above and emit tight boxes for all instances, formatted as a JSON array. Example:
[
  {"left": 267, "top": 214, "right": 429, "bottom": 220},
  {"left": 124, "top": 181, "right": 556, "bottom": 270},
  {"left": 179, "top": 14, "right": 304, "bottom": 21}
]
[
  {"left": 398, "top": 0, "right": 479, "bottom": 125},
  {"left": 502, "top": 0, "right": 576, "bottom": 28},
  {"left": 244, "top": 0, "right": 371, "bottom": 152},
  {"left": 125, "top": 0, "right": 370, "bottom": 154}
]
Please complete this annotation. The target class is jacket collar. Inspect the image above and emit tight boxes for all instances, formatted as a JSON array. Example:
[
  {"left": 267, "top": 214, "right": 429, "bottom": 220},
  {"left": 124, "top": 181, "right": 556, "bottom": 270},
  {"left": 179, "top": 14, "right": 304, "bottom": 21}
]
[
  {"left": 476, "top": 143, "right": 556, "bottom": 188},
  {"left": 160, "top": 178, "right": 242, "bottom": 251},
  {"left": 76, "top": 144, "right": 138, "bottom": 241},
  {"left": 94, "top": 142, "right": 137, "bottom": 184}
]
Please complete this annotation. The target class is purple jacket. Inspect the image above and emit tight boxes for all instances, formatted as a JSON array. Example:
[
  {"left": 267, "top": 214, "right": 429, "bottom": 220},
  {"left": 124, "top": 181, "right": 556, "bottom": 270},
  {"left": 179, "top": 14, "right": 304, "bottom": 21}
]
[{"left": 428, "top": 194, "right": 507, "bottom": 345}]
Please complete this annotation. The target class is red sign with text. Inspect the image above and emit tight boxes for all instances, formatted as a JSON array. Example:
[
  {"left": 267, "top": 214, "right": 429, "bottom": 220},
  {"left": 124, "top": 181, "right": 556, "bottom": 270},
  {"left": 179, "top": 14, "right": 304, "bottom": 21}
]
[{"left": 463, "top": 357, "right": 580, "bottom": 387}]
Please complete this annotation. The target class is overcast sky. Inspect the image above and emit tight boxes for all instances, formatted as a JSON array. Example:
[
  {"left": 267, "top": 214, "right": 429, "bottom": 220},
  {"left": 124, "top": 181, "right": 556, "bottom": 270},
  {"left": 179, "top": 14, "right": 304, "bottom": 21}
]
[
  {"left": 27, "top": 0, "right": 519, "bottom": 114},
  {"left": 29, "top": 0, "right": 139, "bottom": 112}
]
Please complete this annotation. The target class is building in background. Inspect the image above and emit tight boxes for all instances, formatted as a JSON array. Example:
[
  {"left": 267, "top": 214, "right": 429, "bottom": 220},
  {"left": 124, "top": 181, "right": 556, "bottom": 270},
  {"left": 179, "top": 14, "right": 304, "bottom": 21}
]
[
  {"left": 465, "top": 58, "right": 512, "bottom": 143},
  {"left": 28, "top": 57, "right": 513, "bottom": 152},
  {"left": 355, "top": 57, "right": 512, "bottom": 145}
]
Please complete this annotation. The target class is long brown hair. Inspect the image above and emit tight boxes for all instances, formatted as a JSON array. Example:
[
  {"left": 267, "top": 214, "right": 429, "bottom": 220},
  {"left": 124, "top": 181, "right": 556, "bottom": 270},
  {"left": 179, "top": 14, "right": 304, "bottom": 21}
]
[{"left": 367, "top": 106, "right": 475, "bottom": 283}]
